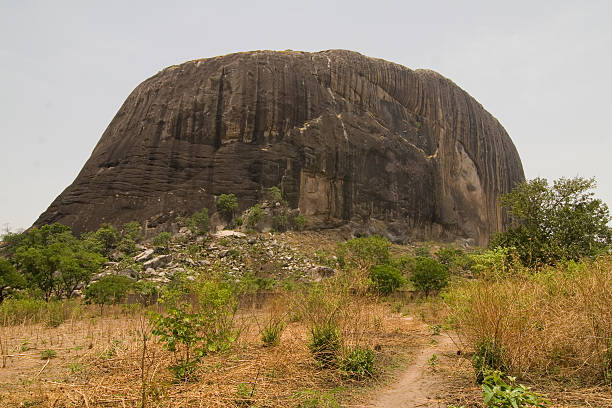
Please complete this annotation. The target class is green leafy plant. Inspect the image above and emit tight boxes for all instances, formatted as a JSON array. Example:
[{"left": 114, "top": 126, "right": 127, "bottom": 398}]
[
  {"left": 152, "top": 232, "right": 172, "bottom": 252},
  {"left": 121, "top": 221, "right": 143, "bottom": 242},
  {"left": 340, "top": 346, "right": 374, "bottom": 379},
  {"left": 235, "top": 382, "right": 255, "bottom": 407},
  {"left": 473, "top": 339, "right": 506, "bottom": 383},
  {"left": 272, "top": 214, "right": 289, "bottom": 232},
  {"left": 337, "top": 236, "right": 391, "bottom": 269},
  {"left": 309, "top": 323, "right": 342, "bottom": 368},
  {"left": 410, "top": 257, "right": 449, "bottom": 297},
  {"left": 481, "top": 370, "right": 549, "bottom": 407},
  {"left": 217, "top": 193, "right": 238, "bottom": 223},
  {"left": 293, "top": 214, "right": 307, "bottom": 231},
  {"left": 369, "top": 264, "right": 405, "bottom": 296},
  {"left": 150, "top": 306, "right": 205, "bottom": 382}
]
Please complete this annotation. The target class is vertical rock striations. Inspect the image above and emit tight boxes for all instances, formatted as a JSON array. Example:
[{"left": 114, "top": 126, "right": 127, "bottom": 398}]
[{"left": 35, "top": 50, "right": 524, "bottom": 244}]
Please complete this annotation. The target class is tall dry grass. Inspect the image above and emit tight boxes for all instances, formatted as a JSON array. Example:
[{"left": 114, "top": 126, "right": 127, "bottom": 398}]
[{"left": 447, "top": 254, "right": 612, "bottom": 384}]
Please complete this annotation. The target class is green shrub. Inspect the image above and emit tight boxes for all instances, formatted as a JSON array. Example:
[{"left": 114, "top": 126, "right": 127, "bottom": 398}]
[
  {"left": 473, "top": 339, "right": 506, "bottom": 383},
  {"left": 186, "top": 208, "right": 209, "bottom": 235},
  {"left": 293, "top": 389, "right": 341, "bottom": 408},
  {"left": 272, "top": 214, "right": 289, "bottom": 232},
  {"left": 133, "top": 281, "right": 159, "bottom": 305},
  {"left": 267, "top": 186, "right": 283, "bottom": 203},
  {"left": 217, "top": 194, "right": 238, "bottom": 222},
  {"left": 40, "top": 349, "right": 57, "bottom": 360},
  {"left": 246, "top": 204, "right": 264, "bottom": 228},
  {"left": 153, "top": 232, "right": 172, "bottom": 252},
  {"left": 121, "top": 221, "right": 142, "bottom": 242},
  {"left": 410, "top": 257, "right": 449, "bottom": 297},
  {"left": 337, "top": 236, "right": 391, "bottom": 269},
  {"left": 370, "top": 264, "right": 405, "bottom": 296},
  {"left": 435, "top": 246, "right": 464, "bottom": 265},
  {"left": 293, "top": 214, "right": 307, "bottom": 231},
  {"left": 84, "top": 275, "right": 134, "bottom": 306},
  {"left": 309, "top": 323, "right": 342, "bottom": 368},
  {"left": 481, "top": 369, "right": 549, "bottom": 407},
  {"left": 341, "top": 346, "right": 375, "bottom": 379},
  {"left": 117, "top": 237, "right": 137, "bottom": 255}
]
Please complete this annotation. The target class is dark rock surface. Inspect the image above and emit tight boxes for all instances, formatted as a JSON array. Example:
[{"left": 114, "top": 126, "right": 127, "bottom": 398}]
[{"left": 35, "top": 50, "right": 524, "bottom": 244}]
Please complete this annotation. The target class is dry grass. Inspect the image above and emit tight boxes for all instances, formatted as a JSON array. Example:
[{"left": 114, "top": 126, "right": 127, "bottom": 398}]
[
  {"left": 447, "top": 254, "right": 612, "bottom": 385},
  {"left": 0, "top": 295, "right": 422, "bottom": 408}
]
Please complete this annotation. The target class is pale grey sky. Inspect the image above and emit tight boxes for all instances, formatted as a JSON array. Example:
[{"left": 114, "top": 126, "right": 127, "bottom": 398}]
[{"left": 1, "top": 0, "right": 611, "bottom": 232}]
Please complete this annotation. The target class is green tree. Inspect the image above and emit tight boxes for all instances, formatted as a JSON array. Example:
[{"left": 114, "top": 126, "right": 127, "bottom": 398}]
[
  {"left": 245, "top": 204, "right": 264, "bottom": 229},
  {"left": 217, "top": 194, "right": 238, "bottom": 223},
  {"left": 12, "top": 224, "right": 105, "bottom": 299},
  {"left": 0, "top": 258, "right": 26, "bottom": 302},
  {"left": 337, "top": 236, "right": 391, "bottom": 269},
  {"left": 491, "top": 177, "right": 611, "bottom": 266},
  {"left": 84, "top": 275, "right": 134, "bottom": 306}
]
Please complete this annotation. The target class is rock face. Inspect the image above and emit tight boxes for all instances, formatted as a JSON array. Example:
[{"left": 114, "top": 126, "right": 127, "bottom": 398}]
[{"left": 35, "top": 50, "right": 524, "bottom": 244}]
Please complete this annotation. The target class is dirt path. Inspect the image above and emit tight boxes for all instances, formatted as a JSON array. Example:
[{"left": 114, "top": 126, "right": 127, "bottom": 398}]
[{"left": 365, "top": 332, "right": 458, "bottom": 408}]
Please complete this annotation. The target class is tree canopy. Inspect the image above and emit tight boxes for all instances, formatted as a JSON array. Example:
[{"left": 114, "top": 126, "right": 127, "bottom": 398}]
[{"left": 491, "top": 177, "right": 611, "bottom": 266}]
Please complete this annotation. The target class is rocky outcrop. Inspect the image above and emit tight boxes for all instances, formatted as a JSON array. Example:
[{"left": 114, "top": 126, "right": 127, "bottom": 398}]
[{"left": 35, "top": 50, "right": 524, "bottom": 244}]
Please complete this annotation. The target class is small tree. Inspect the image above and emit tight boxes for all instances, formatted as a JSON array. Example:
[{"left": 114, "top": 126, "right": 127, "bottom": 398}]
[
  {"left": 186, "top": 208, "right": 209, "bottom": 236},
  {"left": 0, "top": 258, "right": 25, "bottom": 302},
  {"left": 491, "top": 177, "right": 611, "bottom": 266},
  {"left": 217, "top": 194, "right": 238, "bottom": 223},
  {"left": 410, "top": 257, "right": 449, "bottom": 297},
  {"left": 121, "top": 221, "right": 143, "bottom": 242},
  {"left": 293, "top": 214, "right": 307, "bottom": 231},
  {"left": 267, "top": 186, "right": 283, "bottom": 203},
  {"left": 84, "top": 275, "right": 134, "bottom": 307}
]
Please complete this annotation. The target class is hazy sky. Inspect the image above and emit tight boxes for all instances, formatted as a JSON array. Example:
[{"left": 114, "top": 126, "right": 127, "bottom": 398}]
[{"left": 1, "top": 0, "right": 611, "bottom": 232}]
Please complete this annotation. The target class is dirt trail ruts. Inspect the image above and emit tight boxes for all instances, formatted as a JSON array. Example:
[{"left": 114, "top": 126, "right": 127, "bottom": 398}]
[{"left": 366, "top": 333, "right": 458, "bottom": 408}]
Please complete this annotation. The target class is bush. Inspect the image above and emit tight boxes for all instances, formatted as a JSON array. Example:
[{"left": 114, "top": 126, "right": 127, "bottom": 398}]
[
  {"left": 121, "top": 221, "right": 142, "bottom": 242},
  {"left": 410, "top": 257, "right": 449, "bottom": 297},
  {"left": 117, "top": 237, "right": 137, "bottom": 256},
  {"left": 337, "top": 236, "right": 391, "bottom": 269},
  {"left": 245, "top": 204, "right": 264, "bottom": 229},
  {"left": 473, "top": 339, "right": 506, "bottom": 383},
  {"left": 267, "top": 186, "right": 282, "bottom": 203},
  {"left": 272, "top": 214, "right": 288, "bottom": 232},
  {"left": 153, "top": 232, "right": 172, "bottom": 251},
  {"left": 491, "top": 176, "right": 611, "bottom": 266},
  {"left": 186, "top": 208, "right": 209, "bottom": 235},
  {"left": 341, "top": 346, "right": 375, "bottom": 379},
  {"left": 369, "top": 264, "right": 405, "bottom": 296},
  {"left": 84, "top": 275, "right": 134, "bottom": 306},
  {"left": 293, "top": 214, "right": 307, "bottom": 231},
  {"left": 217, "top": 194, "right": 238, "bottom": 222},
  {"left": 309, "top": 323, "right": 342, "bottom": 368}
]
